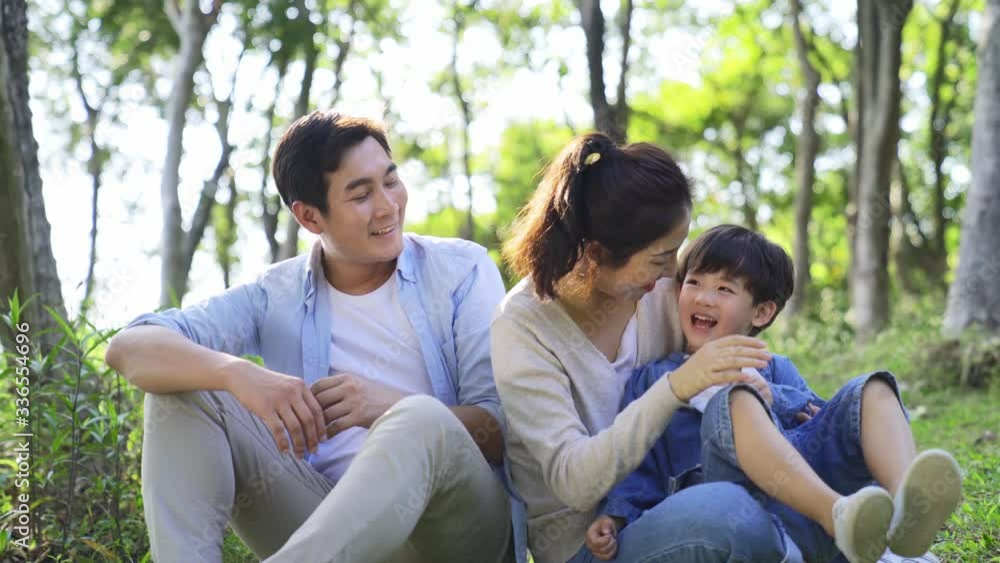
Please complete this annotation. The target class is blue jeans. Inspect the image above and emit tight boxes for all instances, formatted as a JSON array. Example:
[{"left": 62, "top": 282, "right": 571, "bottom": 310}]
[
  {"left": 566, "top": 482, "right": 803, "bottom": 563},
  {"left": 701, "top": 372, "right": 907, "bottom": 563}
]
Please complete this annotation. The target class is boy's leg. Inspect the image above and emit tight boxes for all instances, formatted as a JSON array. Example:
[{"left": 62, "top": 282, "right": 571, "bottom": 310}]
[
  {"left": 265, "top": 394, "right": 513, "bottom": 563},
  {"left": 799, "top": 373, "right": 960, "bottom": 557},
  {"left": 701, "top": 383, "right": 895, "bottom": 563},
  {"left": 787, "top": 373, "right": 909, "bottom": 495},
  {"left": 141, "top": 390, "right": 334, "bottom": 562},
  {"left": 702, "top": 385, "right": 840, "bottom": 534}
]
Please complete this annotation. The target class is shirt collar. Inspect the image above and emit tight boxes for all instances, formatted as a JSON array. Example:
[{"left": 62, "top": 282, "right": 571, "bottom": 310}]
[{"left": 303, "top": 237, "right": 416, "bottom": 300}]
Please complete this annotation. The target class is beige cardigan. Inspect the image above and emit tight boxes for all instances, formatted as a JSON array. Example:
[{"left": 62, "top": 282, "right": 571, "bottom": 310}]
[{"left": 491, "top": 277, "right": 685, "bottom": 563}]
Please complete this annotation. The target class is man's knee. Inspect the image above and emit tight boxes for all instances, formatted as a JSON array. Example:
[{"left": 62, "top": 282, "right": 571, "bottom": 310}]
[
  {"left": 381, "top": 395, "right": 482, "bottom": 467},
  {"left": 378, "top": 395, "right": 464, "bottom": 439}
]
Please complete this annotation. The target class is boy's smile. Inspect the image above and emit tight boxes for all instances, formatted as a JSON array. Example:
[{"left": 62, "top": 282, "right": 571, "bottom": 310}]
[{"left": 679, "top": 270, "right": 775, "bottom": 353}]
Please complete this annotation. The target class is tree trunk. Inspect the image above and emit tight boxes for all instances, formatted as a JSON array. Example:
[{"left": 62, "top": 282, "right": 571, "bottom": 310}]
[
  {"left": 450, "top": 5, "right": 475, "bottom": 242},
  {"left": 577, "top": 0, "right": 630, "bottom": 143},
  {"left": 851, "top": 0, "right": 911, "bottom": 343},
  {"left": 260, "top": 72, "right": 282, "bottom": 263},
  {"left": 925, "top": 0, "right": 962, "bottom": 284},
  {"left": 71, "top": 33, "right": 104, "bottom": 315},
  {"left": 943, "top": 0, "right": 1000, "bottom": 335},
  {"left": 786, "top": 0, "right": 822, "bottom": 316},
  {"left": 218, "top": 179, "right": 238, "bottom": 288},
  {"left": 278, "top": 8, "right": 320, "bottom": 261},
  {"left": 891, "top": 158, "right": 929, "bottom": 294},
  {"left": 159, "top": 0, "right": 221, "bottom": 307},
  {"left": 0, "top": 0, "right": 68, "bottom": 358}
]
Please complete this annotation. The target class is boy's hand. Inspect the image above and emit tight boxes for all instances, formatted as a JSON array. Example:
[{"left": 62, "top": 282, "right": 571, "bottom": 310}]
[
  {"left": 670, "top": 335, "right": 771, "bottom": 401},
  {"left": 795, "top": 402, "right": 822, "bottom": 422},
  {"left": 586, "top": 515, "right": 624, "bottom": 561}
]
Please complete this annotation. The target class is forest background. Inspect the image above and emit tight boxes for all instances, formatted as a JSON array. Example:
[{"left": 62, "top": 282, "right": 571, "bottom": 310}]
[{"left": 1, "top": 0, "right": 999, "bottom": 560}]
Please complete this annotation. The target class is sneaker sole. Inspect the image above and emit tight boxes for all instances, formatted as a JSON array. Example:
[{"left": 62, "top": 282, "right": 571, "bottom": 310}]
[
  {"left": 843, "top": 487, "right": 895, "bottom": 563},
  {"left": 888, "top": 449, "right": 963, "bottom": 557}
]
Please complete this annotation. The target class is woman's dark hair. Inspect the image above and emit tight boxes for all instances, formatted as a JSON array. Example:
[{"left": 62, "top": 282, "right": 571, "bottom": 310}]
[
  {"left": 503, "top": 132, "right": 693, "bottom": 300},
  {"left": 271, "top": 111, "right": 391, "bottom": 214},
  {"left": 675, "top": 224, "right": 795, "bottom": 335}
]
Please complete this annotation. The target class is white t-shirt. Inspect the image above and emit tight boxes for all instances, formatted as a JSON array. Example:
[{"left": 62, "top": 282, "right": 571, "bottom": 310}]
[
  {"left": 687, "top": 367, "right": 763, "bottom": 412},
  {"left": 310, "top": 274, "right": 434, "bottom": 482},
  {"left": 611, "top": 313, "right": 639, "bottom": 386}
]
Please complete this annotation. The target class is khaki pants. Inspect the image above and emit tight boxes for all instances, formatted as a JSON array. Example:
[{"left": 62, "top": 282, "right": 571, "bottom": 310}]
[{"left": 141, "top": 391, "right": 513, "bottom": 563}]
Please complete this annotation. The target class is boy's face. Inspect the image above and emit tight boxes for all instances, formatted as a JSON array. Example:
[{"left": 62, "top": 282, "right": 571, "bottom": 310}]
[
  {"left": 296, "top": 136, "right": 408, "bottom": 265},
  {"left": 677, "top": 269, "right": 777, "bottom": 353}
]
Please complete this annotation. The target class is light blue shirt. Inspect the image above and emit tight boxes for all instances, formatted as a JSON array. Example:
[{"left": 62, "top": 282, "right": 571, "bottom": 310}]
[
  {"left": 128, "top": 233, "right": 527, "bottom": 561},
  {"left": 128, "top": 233, "right": 507, "bottom": 434}
]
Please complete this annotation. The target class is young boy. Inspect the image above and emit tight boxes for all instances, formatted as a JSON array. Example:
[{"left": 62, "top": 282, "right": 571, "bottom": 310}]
[{"left": 585, "top": 225, "right": 961, "bottom": 563}]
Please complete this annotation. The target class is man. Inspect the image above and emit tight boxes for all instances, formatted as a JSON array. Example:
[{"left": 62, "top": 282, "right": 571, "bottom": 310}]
[{"left": 106, "top": 111, "right": 515, "bottom": 563}]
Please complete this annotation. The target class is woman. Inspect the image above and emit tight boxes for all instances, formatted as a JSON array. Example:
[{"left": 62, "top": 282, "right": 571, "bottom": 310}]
[{"left": 491, "top": 133, "right": 800, "bottom": 563}]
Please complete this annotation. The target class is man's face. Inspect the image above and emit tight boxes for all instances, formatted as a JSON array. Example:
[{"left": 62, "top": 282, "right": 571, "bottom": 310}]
[
  {"left": 677, "top": 269, "right": 774, "bottom": 353},
  {"left": 316, "top": 136, "right": 407, "bottom": 264}
]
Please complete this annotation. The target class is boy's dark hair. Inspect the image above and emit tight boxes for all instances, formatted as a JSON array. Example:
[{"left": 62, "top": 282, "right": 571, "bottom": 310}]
[
  {"left": 271, "top": 111, "right": 391, "bottom": 214},
  {"left": 502, "top": 132, "right": 693, "bottom": 300},
  {"left": 676, "top": 225, "right": 794, "bottom": 335}
]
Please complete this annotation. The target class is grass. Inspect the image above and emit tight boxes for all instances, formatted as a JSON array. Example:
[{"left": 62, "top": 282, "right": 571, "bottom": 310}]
[{"left": 768, "top": 299, "right": 1000, "bottom": 562}]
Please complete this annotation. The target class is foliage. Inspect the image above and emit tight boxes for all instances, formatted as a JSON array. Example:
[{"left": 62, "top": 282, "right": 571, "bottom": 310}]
[{"left": 1, "top": 294, "right": 145, "bottom": 561}]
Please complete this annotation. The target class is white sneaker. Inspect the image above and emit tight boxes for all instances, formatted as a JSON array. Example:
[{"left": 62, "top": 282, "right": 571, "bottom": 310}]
[
  {"left": 878, "top": 547, "right": 940, "bottom": 562},
  {"left": 833, "top": 486, "right": 895, "bottom": 563},
  {"left": 887, "top": 449, "right": 963, "bottom": 557}
]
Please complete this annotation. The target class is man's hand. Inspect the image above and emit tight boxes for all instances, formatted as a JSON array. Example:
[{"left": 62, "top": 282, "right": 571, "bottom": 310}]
[
  {"left": 795, "top": 402, "right": 822, "bottom": 423},
  {"left": 310, "top": 373, "right": 409, "bottom": 437},
  {"left": 585, "top": 515, "right": 623, "bottom": 561},
  {"left": 227, "top": 363, "right": 327, "bottom": 458},
  {"left": 740, "top": 368, "right": 774, "bottom": 406},
  {"left": 670, "top": 335, "right": 771, "bottom": 401}
]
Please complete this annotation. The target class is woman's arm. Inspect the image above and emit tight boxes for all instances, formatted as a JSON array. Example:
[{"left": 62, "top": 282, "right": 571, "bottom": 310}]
[{"left": 491, "top": 316, "right": 684, "bottom": 512}]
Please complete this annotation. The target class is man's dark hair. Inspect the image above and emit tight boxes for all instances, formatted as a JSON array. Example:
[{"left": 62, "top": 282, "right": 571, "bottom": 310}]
[
  {"left": 676, "top": 225, "right": 795, "bottom": 335},
  {"left": 271, "top": 111, "right": 391, "bottom": 214}
]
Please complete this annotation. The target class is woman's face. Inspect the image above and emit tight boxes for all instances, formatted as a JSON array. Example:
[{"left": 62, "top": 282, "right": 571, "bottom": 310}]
[{"left": 592, "top": 210, "right": 691, "bottom": 301}]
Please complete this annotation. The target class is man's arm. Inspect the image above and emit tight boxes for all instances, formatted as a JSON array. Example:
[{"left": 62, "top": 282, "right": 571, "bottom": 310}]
[
  {"left": 105, "top": 285, "right": 328, "bottom": 458},
  {"left": 450, "top": 405, "right": 504, "bottom": 465},
  {"left": 106, "top": 325, "right": 243, "bottom": 393},
  {"left": 451, "top": 251, "right": 509, "bottom": 464}
]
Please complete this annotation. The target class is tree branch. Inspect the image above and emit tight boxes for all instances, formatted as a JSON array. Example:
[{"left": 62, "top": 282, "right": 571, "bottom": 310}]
[
  {"left": 615, "top": 0, "right": 633, "bottom": 123},
  {"left": 164, "top": 0, "right": 182, "bottom": 32}
]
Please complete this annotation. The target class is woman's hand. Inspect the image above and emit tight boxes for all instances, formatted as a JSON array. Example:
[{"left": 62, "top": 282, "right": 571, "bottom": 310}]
[
  {"left": 669, "top": 335, "right": 771, "bottom": 401},
  {"left": 586, "top": 515, "right": 624, "bottom": 561}
]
